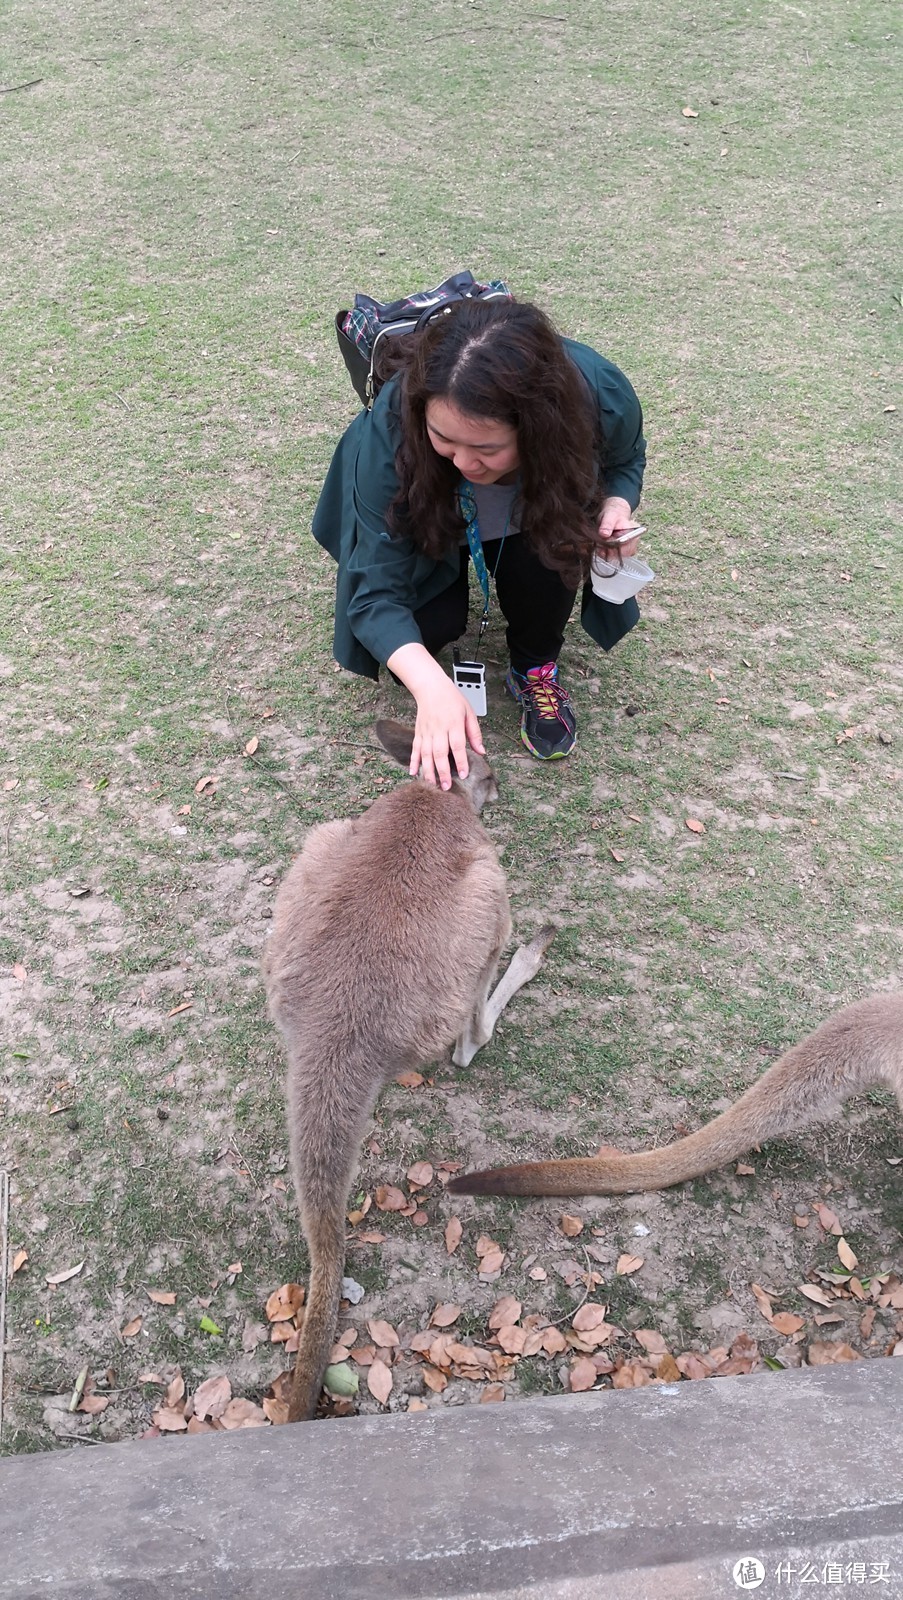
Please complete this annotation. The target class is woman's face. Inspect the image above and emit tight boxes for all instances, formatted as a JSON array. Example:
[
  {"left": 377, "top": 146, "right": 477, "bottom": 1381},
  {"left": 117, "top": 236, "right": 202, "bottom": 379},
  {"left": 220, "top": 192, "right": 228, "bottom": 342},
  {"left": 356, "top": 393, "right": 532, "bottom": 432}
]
[{"left": 425, "top": 398, "right": 520, "bottom": 485}]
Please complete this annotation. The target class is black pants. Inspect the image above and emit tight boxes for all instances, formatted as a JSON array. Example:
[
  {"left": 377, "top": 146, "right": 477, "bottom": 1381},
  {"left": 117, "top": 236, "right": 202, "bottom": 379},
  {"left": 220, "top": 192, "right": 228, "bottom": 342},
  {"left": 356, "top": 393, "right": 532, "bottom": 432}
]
[{"left": 414, "top": 540, "right": 579, "bottom": 676}]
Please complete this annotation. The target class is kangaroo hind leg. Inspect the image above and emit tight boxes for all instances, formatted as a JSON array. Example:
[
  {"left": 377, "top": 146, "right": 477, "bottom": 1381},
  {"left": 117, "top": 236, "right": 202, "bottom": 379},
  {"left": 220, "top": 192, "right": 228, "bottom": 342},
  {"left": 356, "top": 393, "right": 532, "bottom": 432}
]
[{"left": 453, "top": 924, "right": 555, "bottom": 1068}]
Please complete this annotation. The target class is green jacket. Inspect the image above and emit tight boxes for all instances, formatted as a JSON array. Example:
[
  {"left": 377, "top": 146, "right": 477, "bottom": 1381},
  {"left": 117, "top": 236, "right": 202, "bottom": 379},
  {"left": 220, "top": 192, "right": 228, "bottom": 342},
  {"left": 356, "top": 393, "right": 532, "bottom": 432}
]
[{"left": 312, "top": 337, "right": 646, "bottom": 681}]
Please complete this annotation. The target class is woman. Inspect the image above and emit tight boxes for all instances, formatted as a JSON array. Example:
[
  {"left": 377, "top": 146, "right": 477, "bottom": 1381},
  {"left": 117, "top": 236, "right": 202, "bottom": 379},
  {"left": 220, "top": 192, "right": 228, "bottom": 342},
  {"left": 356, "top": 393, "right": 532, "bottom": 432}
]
[{"left": 313, "top": 297, "right": 646, "bottom": 790}]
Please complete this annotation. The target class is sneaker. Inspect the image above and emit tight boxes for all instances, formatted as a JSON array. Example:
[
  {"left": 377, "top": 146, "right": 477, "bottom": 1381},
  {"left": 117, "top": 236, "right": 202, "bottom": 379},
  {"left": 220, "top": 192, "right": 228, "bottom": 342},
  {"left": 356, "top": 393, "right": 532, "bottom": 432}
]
[{"left": 505, "top": 662, "right": 577, "bottom": 760}]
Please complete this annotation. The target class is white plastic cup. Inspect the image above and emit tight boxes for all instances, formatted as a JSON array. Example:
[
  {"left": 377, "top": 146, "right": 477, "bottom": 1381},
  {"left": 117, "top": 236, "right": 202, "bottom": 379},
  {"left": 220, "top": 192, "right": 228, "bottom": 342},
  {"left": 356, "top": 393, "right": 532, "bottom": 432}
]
[{"left": 589, "top": 553, "right": 655, "bottom": 604}]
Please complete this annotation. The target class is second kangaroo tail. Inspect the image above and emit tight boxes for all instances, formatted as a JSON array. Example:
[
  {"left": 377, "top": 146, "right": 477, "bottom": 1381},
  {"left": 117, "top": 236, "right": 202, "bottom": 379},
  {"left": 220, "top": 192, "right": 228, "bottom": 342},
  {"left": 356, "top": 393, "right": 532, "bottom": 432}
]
[
  {"left": 449, "top": 995, "right": 903, "bottom": 1199},
  {"left": 288, "top": 1210, "right": 347, "bottom": 1423}
]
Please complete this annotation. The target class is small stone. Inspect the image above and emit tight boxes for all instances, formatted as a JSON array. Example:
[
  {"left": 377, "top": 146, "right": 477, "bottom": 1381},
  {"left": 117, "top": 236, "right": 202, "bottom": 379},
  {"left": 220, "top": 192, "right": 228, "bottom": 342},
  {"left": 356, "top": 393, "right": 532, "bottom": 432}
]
[
  {"left": 66, "top": 1117, "right": 80, "bottom": 1132},
  {"left": 156, "top": 1107, "right": 169, "bottom": 1122},
  {"left": 624, "top": 703, "right": 641, "bottom": 717}
]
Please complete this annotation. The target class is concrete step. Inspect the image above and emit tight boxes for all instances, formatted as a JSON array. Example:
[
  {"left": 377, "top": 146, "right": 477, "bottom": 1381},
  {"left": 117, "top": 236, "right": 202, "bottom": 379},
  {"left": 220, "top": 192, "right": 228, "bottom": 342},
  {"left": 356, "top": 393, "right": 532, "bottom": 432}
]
[{"left": 1, "top": 1360, "right": 901, "bottom": 1598}]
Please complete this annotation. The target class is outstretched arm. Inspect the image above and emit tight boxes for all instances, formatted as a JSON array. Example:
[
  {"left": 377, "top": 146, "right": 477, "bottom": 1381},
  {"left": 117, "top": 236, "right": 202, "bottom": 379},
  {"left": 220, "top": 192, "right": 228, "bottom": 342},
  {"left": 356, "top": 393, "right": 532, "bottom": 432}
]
[{"left": 386, "top": 642, "right": 484, "bottom": 790}]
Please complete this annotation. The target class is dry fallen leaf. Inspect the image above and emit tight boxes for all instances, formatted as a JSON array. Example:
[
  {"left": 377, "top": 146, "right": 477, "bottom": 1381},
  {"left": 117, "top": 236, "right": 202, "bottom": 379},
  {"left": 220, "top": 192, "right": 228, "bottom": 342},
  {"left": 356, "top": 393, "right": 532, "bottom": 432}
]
[
  {"left": 422, "top": 1364, "right": 448, "bottom": 1393},
  {"left": 684, "top": 817, "right": 706, "bottom": 835},
  {"left": 406, "top": 1161, "right": 433, "bottom": 1190},
  {"left": 633, "top": 1328, "right": 668, "bottom": 1355},
  {"left": 735, "top": 1163, "right": 755, "bottom": 1176},
  {"left": 528, "top": 1265, "right": 547, "bottom": 1281},
  {"left": 354, "top": 1229, "right": 386, "bottom": 1246},
  {"left": 78, "top": 1394, "right": 110, "bottom": 1416},
  {"left": 560, "top": 1214, "right": 584, "bottom": 1238},
  {"left": 147, "top": 1289, "right": 177, "bottom": 1306},
  {"left": 165, "top": 1370, "right": 185, "bottom": 1407},
  {"left": 13, "top": 963, "right": 27, "bottom": 982},
  {"left": 218, "top": 1398, "right": 269, "bottom": 1429},
  {"left": 193, "top": 1374, "right": 233, "bottom": 1421},
  {"left": 480, "top": 1384, "right": 506, "bottom": 1403},
  {"left": 263, "top": 1397, "right": 290, "bottom": 1425},
  {"left": 488, "top": 1295, "right": 522, "bottom": 1330},
  {"left": 813, "top": 1203, "right": 845, "bottom": 1235},
  {"left": 46, "top": 1261, "right": 85, "bottom": 1287},
  {"left": 496, "top": 1325, "right": 527, "bottom": 1354},
  {"left": 194, "top": 774, "right": 219, "bottom": 796},
  {"left": 444, "top": 1216, "right": 463, "bottom": 1255},
  {"left": 616, "top": 1254, "right": 644, "bottom": 1276},
  {"left": 394, "top": 1070, "right": 424, "bottom": 1088},
  {"left": 569, "top": 1356, "right": 598, "bottom": 1392},
  {"left": 153, "top": 1405, "right": 188, "bottom": 1432},
  {"left": 750, "top": 1283, "right": 774, "bottom": 1324},
  {"left": 808, "top": 1342, "right": 861, "bottom": 1366},
  {"left": 837, "top": 1237, "right": 858, "bottom": 1272},
  {"left": 609, "top": 849, "right": 625, "bottom": 863},
  {"left": 798, "top": 1283, "right": 834, "bottom": 1307},
  {"left": 656, "top": 1353, "right": 682, "bottom": 1383},
  {"left": 478, "top": 1248, "right": 506, "bottom": 1277},
  {"left": 681, "top": 106, "right": 699, "bottom": 118},
  {"left": 367, "top": 1318, "right": 400, "bottom": 1348},
  {"left": 265, "top": 1283, "right": 305, "bottom": 1323},
  {"left": 374, "top": 1185, "right": 406, "bottom": 1212},
  {"left": 612, "top": 1359, "right": 655, "bottom": 1389},
  {"left": 573, "top": 1304, "right": 611, "bottom": 1334},
  {"left": 244, "top": 737, "right": 259, "bottom": 756},
  {"left": 11, "top": 1248, "right": 28, "bottom": 1277},
  {"left": 860, "top": 1307, "right": 877, "bottom": 1340},
  {"left": 430, "top": 1303, "right": 462, "bottom": 1329},
  {"left": 367, "top": 1357, "right": 393, "bottom": 1406},
  {"left": 771, "top": 1312, "right": 805, "bottom": 1336},
  {"left": 121, "top": 1315, "right": 143, "bottom": 1339},
  {"left": 475, "top": 1235, "right": 498, "bottom": 1258}
]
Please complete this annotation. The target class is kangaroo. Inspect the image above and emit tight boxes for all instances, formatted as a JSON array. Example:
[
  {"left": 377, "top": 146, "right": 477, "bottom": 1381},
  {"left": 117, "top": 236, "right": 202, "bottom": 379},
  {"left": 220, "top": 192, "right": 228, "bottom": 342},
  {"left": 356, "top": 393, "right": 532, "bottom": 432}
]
[
  {"left": 448, "top": 994, "right": 903, "bottom": 1197},
  {"left": 262, "top": 720, "right": 554, "bottom": 1421}
]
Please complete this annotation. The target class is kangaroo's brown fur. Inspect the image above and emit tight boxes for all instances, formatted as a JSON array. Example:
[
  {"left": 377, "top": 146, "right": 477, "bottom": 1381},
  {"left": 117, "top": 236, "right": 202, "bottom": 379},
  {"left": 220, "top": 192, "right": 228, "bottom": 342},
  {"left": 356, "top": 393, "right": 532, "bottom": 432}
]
[
  {"left": 449, "top": 995, "right": 903, "bottom": 1198},
  {"left": 262, "top": 720, "right": 553, "bottom": 1420}
]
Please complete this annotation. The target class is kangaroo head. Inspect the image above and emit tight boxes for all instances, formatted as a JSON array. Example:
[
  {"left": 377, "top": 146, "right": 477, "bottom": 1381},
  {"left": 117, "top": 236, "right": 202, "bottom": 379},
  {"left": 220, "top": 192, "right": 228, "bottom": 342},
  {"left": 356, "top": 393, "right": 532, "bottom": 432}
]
[{"left": 374, "top": 720, "right": 499, "bottom": 813}]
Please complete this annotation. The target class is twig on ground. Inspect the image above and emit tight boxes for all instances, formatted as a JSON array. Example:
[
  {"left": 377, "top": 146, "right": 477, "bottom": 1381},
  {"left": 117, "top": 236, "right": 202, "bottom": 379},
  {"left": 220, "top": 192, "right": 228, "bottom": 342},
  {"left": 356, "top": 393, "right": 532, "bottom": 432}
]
[
  {"left": 226, "top": 1138, "right": 264, "bottom": 1195},
  {"left": 0, "top": 78, "right": 43, "bottom": 94},
  {"left": 547, "top": 1244, "right": 597, "bottom": 1326}
]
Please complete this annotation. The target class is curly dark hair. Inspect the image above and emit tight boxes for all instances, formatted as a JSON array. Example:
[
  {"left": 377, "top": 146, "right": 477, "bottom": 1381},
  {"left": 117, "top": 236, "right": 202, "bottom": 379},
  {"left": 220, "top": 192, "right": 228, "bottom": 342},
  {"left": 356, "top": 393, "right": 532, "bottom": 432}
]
[{"left": 385, "top": 299, "right": 607, "bottom": 584}]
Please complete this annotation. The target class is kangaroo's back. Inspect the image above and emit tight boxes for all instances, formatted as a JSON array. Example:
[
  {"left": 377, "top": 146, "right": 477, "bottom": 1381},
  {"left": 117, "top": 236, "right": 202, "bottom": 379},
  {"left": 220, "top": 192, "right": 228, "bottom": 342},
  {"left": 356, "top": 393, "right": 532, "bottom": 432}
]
[{"left": 263, "top": 722, "right": 513, "bottom": 1420}]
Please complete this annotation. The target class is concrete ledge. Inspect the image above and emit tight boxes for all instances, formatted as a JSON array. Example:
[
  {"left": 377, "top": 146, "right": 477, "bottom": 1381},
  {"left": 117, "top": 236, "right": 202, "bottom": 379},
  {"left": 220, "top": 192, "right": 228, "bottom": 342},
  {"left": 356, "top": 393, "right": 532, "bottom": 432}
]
[{"left": 2, "top": 1362, "right": 901, "bottom": 1599}]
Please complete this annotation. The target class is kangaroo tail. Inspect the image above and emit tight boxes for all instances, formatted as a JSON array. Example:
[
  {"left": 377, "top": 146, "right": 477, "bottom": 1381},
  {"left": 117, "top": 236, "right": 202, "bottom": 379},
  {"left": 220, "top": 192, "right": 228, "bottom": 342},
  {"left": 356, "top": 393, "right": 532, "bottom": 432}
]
[
  {"left": 448, "top": 996, "right": 903, "bottom": 1199},
  {"left": 288, "top": 1211, "right": 347, "bottom": 1423}
]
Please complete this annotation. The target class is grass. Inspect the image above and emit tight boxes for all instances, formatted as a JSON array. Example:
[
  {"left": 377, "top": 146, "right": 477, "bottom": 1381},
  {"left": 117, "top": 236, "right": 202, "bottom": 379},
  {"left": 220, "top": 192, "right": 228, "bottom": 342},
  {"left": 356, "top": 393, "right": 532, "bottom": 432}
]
[{"left": 1, "top": 0, "right": 900, "bottom": 1450}]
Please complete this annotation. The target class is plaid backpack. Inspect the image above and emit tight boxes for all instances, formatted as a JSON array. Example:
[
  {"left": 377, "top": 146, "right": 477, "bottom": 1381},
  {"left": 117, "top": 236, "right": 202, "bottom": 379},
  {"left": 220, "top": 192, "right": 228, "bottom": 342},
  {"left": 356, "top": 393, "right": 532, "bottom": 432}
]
[{"left": 335, "top": 271, "right": 512, "bottom": 408}]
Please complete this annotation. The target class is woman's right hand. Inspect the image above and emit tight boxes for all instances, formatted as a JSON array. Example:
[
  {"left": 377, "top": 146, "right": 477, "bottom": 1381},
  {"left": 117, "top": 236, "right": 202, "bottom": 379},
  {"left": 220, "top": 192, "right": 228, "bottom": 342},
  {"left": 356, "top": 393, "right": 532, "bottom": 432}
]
[{"left": 385, "top": 643, "right": 485, "bottom": 789}]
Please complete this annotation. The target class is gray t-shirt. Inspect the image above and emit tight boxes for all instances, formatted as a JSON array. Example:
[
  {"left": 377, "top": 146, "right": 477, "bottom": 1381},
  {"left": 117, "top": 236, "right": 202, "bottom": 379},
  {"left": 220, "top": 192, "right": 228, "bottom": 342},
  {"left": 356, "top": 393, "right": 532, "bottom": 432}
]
[{"left": 460, "top": 480, "right": 521, "bottom": 545}]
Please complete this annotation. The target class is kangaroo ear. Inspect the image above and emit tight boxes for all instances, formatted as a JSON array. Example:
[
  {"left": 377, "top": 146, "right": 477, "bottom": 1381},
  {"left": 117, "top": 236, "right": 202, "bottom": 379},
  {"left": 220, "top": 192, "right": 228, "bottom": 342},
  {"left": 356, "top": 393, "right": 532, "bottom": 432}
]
[{"left": 375, "top": 719, "right": 415, "bottom": 769}]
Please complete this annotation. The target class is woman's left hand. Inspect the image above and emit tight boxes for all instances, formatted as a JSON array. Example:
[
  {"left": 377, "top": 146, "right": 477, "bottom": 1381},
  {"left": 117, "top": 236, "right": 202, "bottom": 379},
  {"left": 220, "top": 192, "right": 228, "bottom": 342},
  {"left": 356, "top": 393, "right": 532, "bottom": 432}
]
[{"left": 597, "top": 496, "right": 642, "bottom": 559}]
